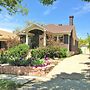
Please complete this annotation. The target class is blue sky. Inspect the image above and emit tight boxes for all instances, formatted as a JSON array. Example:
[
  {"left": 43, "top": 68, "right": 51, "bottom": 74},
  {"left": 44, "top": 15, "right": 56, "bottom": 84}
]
[{"left": 0, "top": 0, "right": 90, "bottom": 39}]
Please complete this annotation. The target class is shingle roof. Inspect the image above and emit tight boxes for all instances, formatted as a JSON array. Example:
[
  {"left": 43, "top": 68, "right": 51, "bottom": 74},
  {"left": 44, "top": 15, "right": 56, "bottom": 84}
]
[
  {"left": 0, "top": 30, "right": 18, "bottom": 41},
  {"left": 44, "top": 24, "right": 74, "bottom": 34}
]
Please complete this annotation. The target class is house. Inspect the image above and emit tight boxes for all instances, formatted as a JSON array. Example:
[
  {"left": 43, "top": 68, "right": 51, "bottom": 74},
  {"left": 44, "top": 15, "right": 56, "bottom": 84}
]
[
  {"left": 18, "top": 16, "right": 78, "bottom": 53},
  {"left": 0, "top": 30, "right": 18, "bottom": 49},
  {"left": 80, "top": 44, "right": 90, "bottom": 54}
]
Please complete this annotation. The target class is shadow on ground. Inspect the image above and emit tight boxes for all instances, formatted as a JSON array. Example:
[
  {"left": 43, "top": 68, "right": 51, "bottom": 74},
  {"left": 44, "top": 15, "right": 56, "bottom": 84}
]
[
  {"left": 81, "top": 61, "right": 90, "bottom": 81},
  {"left": 22, "top": 72, "right": 90, "bottom": 90}
]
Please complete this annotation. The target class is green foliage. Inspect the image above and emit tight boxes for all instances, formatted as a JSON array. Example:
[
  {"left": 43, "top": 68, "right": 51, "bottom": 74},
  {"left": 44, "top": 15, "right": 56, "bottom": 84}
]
[
  {"left": 78, "top": 48, "right": 82, "bottom": 54},
  {"left": 0, "top": 0, "right": 90, "bottom": 15},
  {"left": 79, "top": 38, "right": 88, "bottom": 47},
  {"left": 9, "top": 59, "right": 30, "bottom": 66},
  {"left": 31, "top": 47, "right": 68, "bottom": 59},
  {"left": 0, "top": 44, "right": 29, "bottom": 66},
  {"left": 31, "top": 59, "right": 45, "bottom": 66},
  {"left": 0, "top": 0, "right": 28, "bottom": 15},
  {"left": 6, "top": 44, "right": 29, "bottom": 58},
  {"left": 59, "top": 48, "right": 68, "bottom": 58},
  {"left": 87, "top": 34, "right": 90, "bottom": 51},
  {"left": 6, "top": 44, "right": 29, "bottom": 66},
  {"left": 0, "top": 50, "right": 8, "bottom": 64},
  {"left": 40, "top": 0, "right": 56, "bottom": 5},
  {"left": 0, "top": 79, "right": 17, "bottom": 90}
]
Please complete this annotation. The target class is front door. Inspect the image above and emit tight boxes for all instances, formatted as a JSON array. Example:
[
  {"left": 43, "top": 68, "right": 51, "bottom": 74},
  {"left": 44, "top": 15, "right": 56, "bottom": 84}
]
[{"left": 30, "top": 34, "right": 39, "bottom": 49}]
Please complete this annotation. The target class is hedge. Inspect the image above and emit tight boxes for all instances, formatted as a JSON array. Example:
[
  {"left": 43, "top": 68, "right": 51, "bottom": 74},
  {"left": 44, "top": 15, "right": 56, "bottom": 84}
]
[{"left": 31, "top": 47, "right": 68, "bottom": 59}]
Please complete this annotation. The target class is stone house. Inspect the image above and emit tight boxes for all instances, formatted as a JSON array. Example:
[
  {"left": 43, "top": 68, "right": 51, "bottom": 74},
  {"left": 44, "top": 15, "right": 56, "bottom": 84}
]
[{"left": 18, "top": 16, "right": 78, "bottom": 53}]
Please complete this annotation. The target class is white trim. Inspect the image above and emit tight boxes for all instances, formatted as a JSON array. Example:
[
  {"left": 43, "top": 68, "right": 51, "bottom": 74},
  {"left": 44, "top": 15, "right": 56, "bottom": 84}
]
[
  {"left": 22, "top": 23, "right": 47, "bottom": 33},
  {"left": 26, "top": 34, "right": 28, "bottom": 45},
  {"left": 68, "top": 34, "right": 70, "bottom": 52},
  {"left": 43, "top": 31, "right": 46, "bottom": 47}
]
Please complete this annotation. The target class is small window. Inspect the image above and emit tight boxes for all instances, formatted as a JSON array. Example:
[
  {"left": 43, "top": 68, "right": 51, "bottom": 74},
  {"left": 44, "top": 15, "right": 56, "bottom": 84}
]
[
  {"left": 54, "top": 36, "right": 57, "bottom": 41},
  {"left": 59, "top": 36, "right": 63, "bottom": 43}
]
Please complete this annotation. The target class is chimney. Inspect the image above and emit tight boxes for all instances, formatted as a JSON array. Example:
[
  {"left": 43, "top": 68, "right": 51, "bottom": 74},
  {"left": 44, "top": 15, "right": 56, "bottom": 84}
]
[
  {"left": 58, "top": 24, "right": 62, "bottom": 26},
  {"left": 69, "top": 16, "right": 74, "bottom": 25}
]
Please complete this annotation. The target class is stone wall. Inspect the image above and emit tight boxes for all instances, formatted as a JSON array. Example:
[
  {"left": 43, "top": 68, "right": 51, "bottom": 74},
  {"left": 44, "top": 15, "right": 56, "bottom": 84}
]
[{"left": 0, "top": 65, "right": 54, "bottom": 76}]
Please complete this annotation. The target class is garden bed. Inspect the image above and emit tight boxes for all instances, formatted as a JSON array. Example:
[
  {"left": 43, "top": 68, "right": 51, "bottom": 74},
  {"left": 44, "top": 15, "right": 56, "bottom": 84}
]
[{"left": 0, "top": 60, "right": 59, "bottom": 76}]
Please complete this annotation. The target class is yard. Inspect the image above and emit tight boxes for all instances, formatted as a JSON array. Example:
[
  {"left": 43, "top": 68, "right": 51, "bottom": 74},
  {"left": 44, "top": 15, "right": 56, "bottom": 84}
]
[{"left": 0, "top": 43, "right": 69, "bottom": 90}]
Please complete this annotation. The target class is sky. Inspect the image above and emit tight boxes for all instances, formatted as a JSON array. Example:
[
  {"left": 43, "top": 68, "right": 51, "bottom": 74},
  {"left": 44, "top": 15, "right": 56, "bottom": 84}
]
[{"left": 0, "top": 0, "right": 90, "bottom": 39}]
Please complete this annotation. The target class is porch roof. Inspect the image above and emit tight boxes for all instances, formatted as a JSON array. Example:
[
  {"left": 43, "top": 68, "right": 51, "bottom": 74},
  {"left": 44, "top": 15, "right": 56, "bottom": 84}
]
[{"left": 21, "top": 23, "right": 46, "bottom": 33}]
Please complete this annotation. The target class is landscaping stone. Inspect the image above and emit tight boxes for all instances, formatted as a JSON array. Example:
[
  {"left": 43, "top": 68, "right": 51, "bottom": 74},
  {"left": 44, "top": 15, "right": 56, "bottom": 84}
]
[{"left": 0, "top": 60, "right": 59, "bottom": 76}]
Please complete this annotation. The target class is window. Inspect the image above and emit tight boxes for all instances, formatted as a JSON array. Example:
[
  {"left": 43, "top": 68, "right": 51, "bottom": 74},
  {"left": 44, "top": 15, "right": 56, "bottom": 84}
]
[
  {"left": 59, "top": 36, "right": 63, "bottom": 43},
  {"left": 54, "top": 36, "right": 57, "bottom": 41},
  {"left": 64, "top": 35, "right": 68, "bottom": 44}
]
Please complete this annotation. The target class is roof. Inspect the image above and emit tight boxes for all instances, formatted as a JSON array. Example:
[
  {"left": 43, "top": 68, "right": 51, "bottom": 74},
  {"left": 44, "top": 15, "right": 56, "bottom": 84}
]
[
  {"left": 44, "top": 24, "right": 74, "bottom": 34},
  {"left": 0, "top": 30, "right": 18, "bottom": 41},
  {"left": 19, "top": 23, "right": 78, "bottom": 41}
]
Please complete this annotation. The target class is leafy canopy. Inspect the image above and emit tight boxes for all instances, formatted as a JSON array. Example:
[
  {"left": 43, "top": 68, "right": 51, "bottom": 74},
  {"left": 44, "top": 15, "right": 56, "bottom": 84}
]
[
  {"left": 0, "top": 0, "right": 28, "bottom": 15},
  {"left": 0, "top": 0, "right": 90, "bottom": 15},
  {"left": 79, "top": 38, "right": 88, "bottom": 47}
]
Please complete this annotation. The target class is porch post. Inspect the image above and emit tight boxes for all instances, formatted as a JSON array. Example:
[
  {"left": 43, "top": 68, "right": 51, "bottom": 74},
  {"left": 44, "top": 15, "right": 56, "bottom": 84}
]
[
  {"left": 68, "top": 34, "right": 70, "bottom": 52},
  {"left": 57, "top": 35, "right": 59, "bottom": 43},
  {"left": 43, "top": 30, "right": 46, "bottom": 47},
  {"left": 26, "top": 33, "right": 28, "bottom": 45}
]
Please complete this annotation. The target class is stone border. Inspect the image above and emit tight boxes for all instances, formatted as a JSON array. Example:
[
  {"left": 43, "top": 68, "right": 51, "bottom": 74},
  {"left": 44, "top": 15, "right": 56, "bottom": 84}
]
[{"left": 0, "top": 65, "right": 54, "bottom": 76}]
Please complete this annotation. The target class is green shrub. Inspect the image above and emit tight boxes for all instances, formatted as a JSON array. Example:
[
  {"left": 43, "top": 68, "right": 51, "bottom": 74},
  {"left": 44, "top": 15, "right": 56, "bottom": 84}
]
[
  {"left": 31, "top": 47, "right": 47, "bottom": 59},
  {"left": 31, "top": 47, "right": 68, "bottom": 59},
  {"left": 0, "top": 44, "right": 29, "bottom": 66},
  {"left": 6, "top": 44, "right": 29, "bottom": 58},
  {"left": 59, "top": 48, "right": 68, "bottom": 58},
  {"left": 0, "top": 50, "right": 8, "bottom": 64},
  {"left": 8, "top": 57, "right": 31, "bottom": 66},
  {"left": 78, "top": 48, "right": 82, "bottom": 54},
  {"left": 0, "top": 79, "right": 17, "bottom": 90},
  {"left": 5, "top": 44, "right": 29, "bottom": 66},
  {"left": 31, "top": 59, "right": 45, "bottom": 66}
]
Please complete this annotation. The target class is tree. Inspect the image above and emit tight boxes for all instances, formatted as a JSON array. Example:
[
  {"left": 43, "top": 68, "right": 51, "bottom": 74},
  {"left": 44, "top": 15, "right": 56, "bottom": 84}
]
[
  {"left": 0, "top": 0, "right": 57, "bottom": 15},
  {"left": 0, "top": 0, "right": 28, "bottom": 15},
  {"left": 0, "top": 0, "right": 90, "bottom": 15},
  {"left": 83, "top": 0, "right": 90, "bottom": 2},
  {"left": 39, "top": 0, "right": 56, "bottom": 5},
  {"left": 78, "top": 38, "right": 87, "bottom": 47}
]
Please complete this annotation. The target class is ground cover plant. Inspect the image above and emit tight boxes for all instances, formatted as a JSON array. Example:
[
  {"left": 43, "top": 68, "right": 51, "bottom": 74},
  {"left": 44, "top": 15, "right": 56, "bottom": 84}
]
[{"left": 0, "top": 79, "right": 18, "bottom": 90}]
